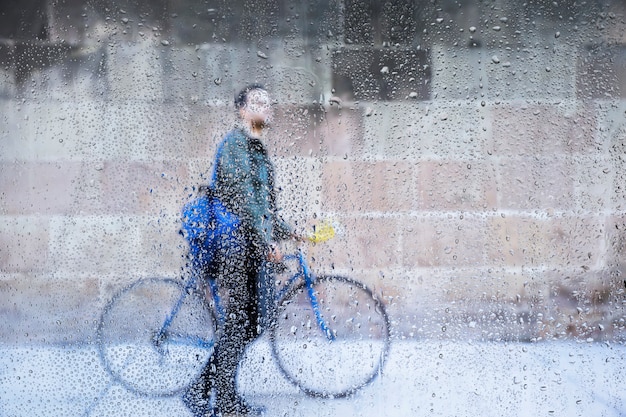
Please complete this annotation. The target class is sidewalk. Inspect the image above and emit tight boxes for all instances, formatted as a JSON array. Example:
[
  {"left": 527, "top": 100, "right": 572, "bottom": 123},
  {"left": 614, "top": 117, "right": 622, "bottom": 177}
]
[{"left": 1, "top": 336, "right": 624, "bottom": 417}]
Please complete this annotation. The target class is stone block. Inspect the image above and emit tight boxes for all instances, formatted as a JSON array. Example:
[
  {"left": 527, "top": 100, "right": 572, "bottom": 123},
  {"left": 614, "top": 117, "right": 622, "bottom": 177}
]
[
  {"left": 97, "top": 101, "right": 164, "bottom": 161},
  {"left": 417, "top": 159, "right": 498, "bottom": 211},
  {"left": 16, "top": 44, "right": 109, "bottom": 103},
  {"left": 604, "top": 3, "right": 626, "bottom": 44},
  {"left": 321, "top": 160, "right": 415, "bottom": 212},
  {"left": 265, "top": 59, "right": 329, "bottom": 106},
  {"left": 495, "top": 156, "right": 575, "bottom": 210},
  {"left": 331, "top": 47, "right": 431, "bottom": 101},
  {"left": 430, "top": 44, "right": 488, "bottom": 102},
  {"left": 274, "top": 156, "right": 323, "bottom": 225},
  {"left": 48, "top": 215, "right": 143, "bottom": 276},
  {"left": 106, "top": 41, "right": 164, "bottom": 101},
  {"left": 0, "top": 100, "right": 107, "bottom": 162},
  {"left": 577, "top": 44, "right": 626, "bottom": 99},
  {"left": 432, "top": 43, "right": 577, "bottom": 101},
  {"left": 270, "top": 105, "right": 365, "bottom": 159},
  {"left": 362, "top": 102, "right": 493, "bottom": 160},
  {"left": 606, "top": 215, "right": 626, "bottom": 266},
  {"left": 572, "top": 155, "right": 615, "bottom": 212},
  {"left": 492, "top": 103, "right": 598, "bottom": 157},
  {"left": 0, "top": 161, "right": 85, "bottom": 215},
  {"left": 0, "top": 216, "right": 50, "bottom": 273},
  {"left": 401, "top": 214, "right": 487, "bottom": 268},
  {"left": 317, "top": 106, "right": 365, "bottom": 159},
  {"left": 147, "top": 103, "right": 223, "bottom": 163},
  {"left": 46, "top": 213, "right": 186, "bottom": 280},
  {"left": 438, "top": 268, "right": 535, "bottom": 304},
  {"left": 0, "top": 62, "right": 16, "bottom": 98},
  {"left": 161, "top": 46, "right": 219, "bottom": 103},
  {"left": 138, "top": 214, "right": 188, "bottom": 278},
  {"left": 97, "top": 160, "right": 189, "bottom": 215},
  {"left": 174, "top": 44, "right": 329, "bottom": 107},
  {"left": 266, "top": 105, "right": 324, "bottom": 158},
  {"left": 378, "top": 266, "right": 551, "bottom": 341},
  {"left": 96, "top": 101, "right": 233, "bottom": 162},
  {"left": 0, "top": 274, "right": 101, "bottom": 344},
  {"left": 538, "top": 268, "right": 619, "bottom": 340},
  {"left": 595, "top": 101, "right": 626, "bottom": 209},
  {"left": 0, "top": 159, "right": 189, "bottom": 217},
  {"left": 311, "top": 215, "right": 401, "bottom": 270},
  {"left": 486, "top": 214, "right": 607, "bottom": 269}
]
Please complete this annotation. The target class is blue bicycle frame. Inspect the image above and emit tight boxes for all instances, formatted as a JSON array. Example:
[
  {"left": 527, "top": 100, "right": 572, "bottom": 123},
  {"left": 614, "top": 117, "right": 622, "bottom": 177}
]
[
  {"left": 154, "top": 247, "right": 335, "bottom": 351},
  {"left": 273, "top": 250, "right": 335, "bottom": 341}
]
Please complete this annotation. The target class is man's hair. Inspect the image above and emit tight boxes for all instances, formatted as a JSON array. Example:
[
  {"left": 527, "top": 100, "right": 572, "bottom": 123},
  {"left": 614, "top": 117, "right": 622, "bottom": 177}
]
[{"left": 234, "top": 83, "right": 266, "bottom": 109}]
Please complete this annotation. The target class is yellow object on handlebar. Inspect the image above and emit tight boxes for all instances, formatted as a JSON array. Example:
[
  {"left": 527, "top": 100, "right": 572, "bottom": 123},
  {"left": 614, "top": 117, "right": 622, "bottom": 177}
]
[{"left": 307, "top": 220, "right": 336, "bottom": 243}]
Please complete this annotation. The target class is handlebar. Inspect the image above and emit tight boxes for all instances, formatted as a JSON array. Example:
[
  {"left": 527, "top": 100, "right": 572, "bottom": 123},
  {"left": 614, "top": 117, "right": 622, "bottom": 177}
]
[{"left": 305, "top": 220, "right": 337, "bottom": 243}]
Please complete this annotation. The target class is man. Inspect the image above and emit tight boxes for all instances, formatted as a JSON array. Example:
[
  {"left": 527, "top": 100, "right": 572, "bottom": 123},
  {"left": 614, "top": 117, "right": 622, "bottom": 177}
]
[{"left": 182, "top": 84, "right": 292, "bottom": 417}]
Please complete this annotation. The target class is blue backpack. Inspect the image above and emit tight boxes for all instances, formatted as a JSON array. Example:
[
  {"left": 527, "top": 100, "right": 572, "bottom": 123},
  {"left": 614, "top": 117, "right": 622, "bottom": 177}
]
[{"left": 180, "top": 187, "right": 240, "bottom": 272}]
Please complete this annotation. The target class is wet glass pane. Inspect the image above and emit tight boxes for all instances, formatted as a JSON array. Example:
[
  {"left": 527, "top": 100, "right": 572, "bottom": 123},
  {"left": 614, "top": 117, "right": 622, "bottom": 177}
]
[{"left": 1, "top": 0, "right": 625, "bottom": 416}]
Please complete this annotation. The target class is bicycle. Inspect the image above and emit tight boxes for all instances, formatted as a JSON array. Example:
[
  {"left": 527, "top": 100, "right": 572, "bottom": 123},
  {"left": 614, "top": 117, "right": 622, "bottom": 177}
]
[{"left": 97, "top": 221, "right": 391, "bottom": 399}]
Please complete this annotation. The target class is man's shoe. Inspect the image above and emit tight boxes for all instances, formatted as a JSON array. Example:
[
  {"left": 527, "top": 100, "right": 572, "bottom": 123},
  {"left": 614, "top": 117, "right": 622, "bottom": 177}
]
[
  {"left": 181, "top": 385, "right": 218, "bottom": 417},
  {"left": 223, "top": 399, "right": 265, "bottom": 416}
]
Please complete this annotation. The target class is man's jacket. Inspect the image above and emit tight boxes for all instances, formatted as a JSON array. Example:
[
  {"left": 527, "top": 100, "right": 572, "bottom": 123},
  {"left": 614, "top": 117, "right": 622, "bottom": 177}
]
[
  {"left": 211, "top": 127, "right": 291, "bottom": 244},
  {"left": 181, "top": 127, "right": 291, "bottom": 269}
]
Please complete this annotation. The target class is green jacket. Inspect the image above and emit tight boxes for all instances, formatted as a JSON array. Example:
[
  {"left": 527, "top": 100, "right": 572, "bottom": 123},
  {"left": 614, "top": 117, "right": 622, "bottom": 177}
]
[{"left": 211, "top": 127, "right": 291, "bottom": 245}]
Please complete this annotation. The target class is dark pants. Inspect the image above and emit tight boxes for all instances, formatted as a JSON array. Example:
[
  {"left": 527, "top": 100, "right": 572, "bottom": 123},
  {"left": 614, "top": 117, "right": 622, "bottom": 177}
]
[{"left": 183, "top": 227, "right": 265, "bottom": 416}]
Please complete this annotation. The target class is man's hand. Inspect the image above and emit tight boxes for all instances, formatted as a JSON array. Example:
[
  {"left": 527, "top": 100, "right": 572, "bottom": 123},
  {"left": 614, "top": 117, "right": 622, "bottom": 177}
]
[{"left": 267, "top": 244, "right": 283, "bottom": 263}]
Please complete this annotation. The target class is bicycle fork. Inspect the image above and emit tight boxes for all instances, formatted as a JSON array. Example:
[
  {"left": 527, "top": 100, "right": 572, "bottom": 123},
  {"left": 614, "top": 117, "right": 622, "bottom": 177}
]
[{"left": 297, "top": 251, "right": 336, "bottom": 342}]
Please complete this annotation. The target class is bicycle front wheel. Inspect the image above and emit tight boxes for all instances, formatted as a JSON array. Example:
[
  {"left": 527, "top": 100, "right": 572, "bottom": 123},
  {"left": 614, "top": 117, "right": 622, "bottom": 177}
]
[
  {"left": 271, "top": 275, "right": 390, "bottom": 398},
  {"left": 98, "top": 278, "right": 216, "bottom": 397}
]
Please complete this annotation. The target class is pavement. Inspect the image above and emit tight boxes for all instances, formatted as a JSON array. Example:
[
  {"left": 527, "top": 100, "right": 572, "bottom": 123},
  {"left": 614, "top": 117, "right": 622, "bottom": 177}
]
[{"left": 1, "top": 336, "right": 625, "bottom": 417}]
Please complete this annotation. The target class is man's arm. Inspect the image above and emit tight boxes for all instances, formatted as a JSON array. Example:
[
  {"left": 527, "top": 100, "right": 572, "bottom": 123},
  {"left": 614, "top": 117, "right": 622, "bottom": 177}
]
[{"left": 212, "top": 133, "right": 252, "bottom": 222}]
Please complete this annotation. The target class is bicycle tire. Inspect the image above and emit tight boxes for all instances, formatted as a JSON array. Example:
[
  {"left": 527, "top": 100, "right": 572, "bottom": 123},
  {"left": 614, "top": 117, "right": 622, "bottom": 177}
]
[
  {"left": 270, "top": 275, "right": 390, "bottom": 398},
  {"left": 97, "top": 277, "right": 216, "bottom": 397}
]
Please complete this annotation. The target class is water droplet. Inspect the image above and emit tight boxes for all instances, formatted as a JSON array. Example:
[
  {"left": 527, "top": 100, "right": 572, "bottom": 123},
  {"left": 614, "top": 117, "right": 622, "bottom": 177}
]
[
  {"left": 161, "top": 39, "right": 170, "bottom": 46},
  {"left": 492, "top": 55, "right": 500, "bottom": 64},
  {"left": 469, "top": 26, "right": 477, "bottom": 33},
  {"left": 493, "top": 26, "right": 501, "bottom": 31},
  {"left": 257, "top": 51, "right": 268, "bottom": 59},
  {"left": 555, "top": 31, "right": 561, "bottom": 38},
  {"left": 329, "top": 96, "right": 342, "bottom": 106}
]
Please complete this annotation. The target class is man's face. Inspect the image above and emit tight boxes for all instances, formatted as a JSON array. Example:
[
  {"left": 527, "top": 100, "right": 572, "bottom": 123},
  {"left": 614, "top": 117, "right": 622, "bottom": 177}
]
[{"left": 242, "top": 89, "right": 273, "bottom": 125}]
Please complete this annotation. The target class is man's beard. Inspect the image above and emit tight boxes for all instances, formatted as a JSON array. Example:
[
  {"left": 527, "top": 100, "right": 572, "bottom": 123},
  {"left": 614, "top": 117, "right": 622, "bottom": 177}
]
[{"left": 251, "top": 120, "right": 268, "bottom": 130}]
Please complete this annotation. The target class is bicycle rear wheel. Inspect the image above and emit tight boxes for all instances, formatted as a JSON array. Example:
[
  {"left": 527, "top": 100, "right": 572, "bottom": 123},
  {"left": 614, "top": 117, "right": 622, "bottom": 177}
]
[
  {"left": 271, "top": 275, "right": 390, "bottom": 398},
  {"left": 98, "top": 278, "right": 216, "bottom": 397}
]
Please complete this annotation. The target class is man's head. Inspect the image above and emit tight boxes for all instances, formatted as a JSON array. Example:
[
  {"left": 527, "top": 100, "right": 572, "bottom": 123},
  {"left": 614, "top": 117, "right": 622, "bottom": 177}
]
[{"left": 235, "top": 84, "right": 273, "bottom": 129}]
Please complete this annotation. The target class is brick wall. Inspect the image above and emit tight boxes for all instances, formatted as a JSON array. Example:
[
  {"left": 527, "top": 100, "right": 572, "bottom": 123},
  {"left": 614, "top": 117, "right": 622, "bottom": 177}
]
[{"left": 1, "top": 0, "right": 625, "bottom": 344}]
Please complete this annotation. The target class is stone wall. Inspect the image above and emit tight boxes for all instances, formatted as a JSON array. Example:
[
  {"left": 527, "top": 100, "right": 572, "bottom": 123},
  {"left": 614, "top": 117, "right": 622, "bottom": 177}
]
[{"left": 1, "top": 0, "right": 625, "bottom": 344}]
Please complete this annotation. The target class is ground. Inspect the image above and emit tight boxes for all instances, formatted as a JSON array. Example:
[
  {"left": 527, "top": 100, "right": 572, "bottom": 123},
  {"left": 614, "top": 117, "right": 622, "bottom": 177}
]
[{"left": 1, "top": 337, "right": 624, "bottom": 417}]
